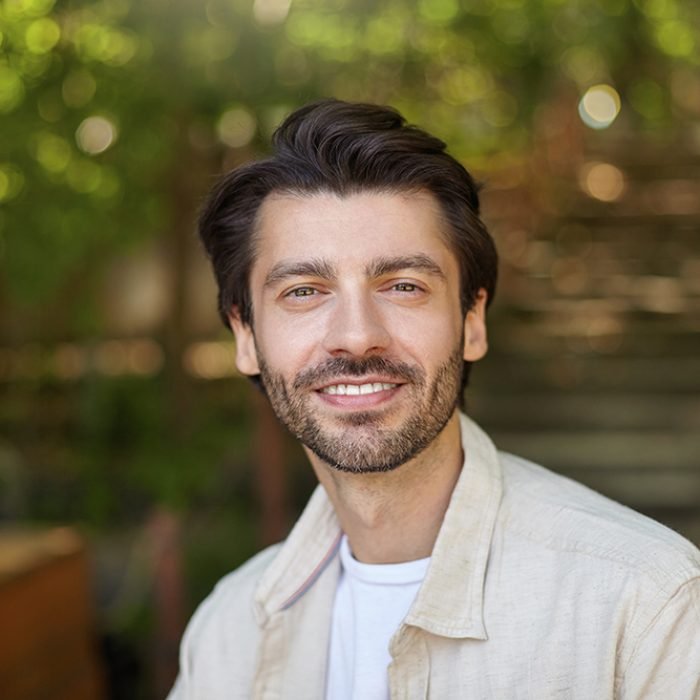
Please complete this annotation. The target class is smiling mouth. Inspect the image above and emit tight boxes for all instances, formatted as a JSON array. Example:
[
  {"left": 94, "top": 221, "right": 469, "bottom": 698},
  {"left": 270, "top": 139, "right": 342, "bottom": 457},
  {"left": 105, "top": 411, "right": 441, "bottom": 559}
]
[{"left": 320, "top": 382, "right": 399, "bottom": 396}]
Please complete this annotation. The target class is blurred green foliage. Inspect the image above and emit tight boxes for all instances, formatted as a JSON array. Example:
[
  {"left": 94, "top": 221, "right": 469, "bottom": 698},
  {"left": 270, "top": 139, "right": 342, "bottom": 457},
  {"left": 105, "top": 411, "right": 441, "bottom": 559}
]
[
  {"left": 1, "top": 0, "right": 698, "bottom": 321},
  {"left": 5, "top": 372, "right": 255, "bottom": 522}
]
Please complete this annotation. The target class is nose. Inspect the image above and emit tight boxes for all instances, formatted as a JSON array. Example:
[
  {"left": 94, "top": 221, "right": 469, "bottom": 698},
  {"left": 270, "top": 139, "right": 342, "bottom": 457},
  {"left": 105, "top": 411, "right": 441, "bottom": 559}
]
[{"left": 322, "top": 294, "right": 391, "bottom": 358}]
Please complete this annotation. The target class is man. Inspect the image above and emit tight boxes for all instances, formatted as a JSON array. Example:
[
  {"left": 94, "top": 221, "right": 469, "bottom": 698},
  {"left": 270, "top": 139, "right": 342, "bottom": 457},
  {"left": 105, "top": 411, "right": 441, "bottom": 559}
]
[{"left": 169, "top": 100, "right": 700, "bottom": 699}]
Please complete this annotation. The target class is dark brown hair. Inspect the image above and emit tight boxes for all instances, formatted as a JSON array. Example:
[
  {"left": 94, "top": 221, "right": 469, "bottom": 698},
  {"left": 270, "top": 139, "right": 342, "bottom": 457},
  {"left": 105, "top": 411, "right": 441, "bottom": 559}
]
[{"left": 199, "top": 99, "right": 498, "bottom": 389}]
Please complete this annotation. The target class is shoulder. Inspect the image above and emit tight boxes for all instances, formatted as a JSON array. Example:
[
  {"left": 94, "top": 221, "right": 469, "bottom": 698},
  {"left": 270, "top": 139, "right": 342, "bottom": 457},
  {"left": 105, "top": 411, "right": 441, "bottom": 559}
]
[
  {"left": 180, "top": 544, "right": 281, "bottom": 662},
  {"left": 214, "top": 543, "right": 282, "bottom": 599},
  {"left": 169, "top": 545, "right": 282, "bottom": 698},
  {"left": 497, "top": 451, "right": 700, "bottom": 591}
]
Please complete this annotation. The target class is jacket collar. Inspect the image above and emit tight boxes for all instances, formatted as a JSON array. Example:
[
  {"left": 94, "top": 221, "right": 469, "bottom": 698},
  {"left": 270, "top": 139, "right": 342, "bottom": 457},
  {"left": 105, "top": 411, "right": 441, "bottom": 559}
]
[
  {"left": 253, "top": 484, "right": 342, "bottom": 625},
  {"left": 404, "top": 413, "right": 502, "bottom": 639},
  {"left": 253, "top": 413, "right": 503, "bottom": 639}
]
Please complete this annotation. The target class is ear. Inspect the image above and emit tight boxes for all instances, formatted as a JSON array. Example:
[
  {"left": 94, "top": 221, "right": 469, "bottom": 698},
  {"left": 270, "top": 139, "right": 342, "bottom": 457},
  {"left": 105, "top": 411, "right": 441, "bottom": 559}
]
[
  {"left": 463, "top": 289, "right": 488, "bottom": 362},
  {"left": 227, "top": 307, "right": 261, "bottom": 376}
]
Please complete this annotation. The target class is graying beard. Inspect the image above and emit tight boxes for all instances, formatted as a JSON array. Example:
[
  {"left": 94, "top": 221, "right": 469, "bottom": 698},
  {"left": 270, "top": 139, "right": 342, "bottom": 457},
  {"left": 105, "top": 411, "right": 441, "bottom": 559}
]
[{"left": 259, "top": 347, "right": 463, "bottom": 474}]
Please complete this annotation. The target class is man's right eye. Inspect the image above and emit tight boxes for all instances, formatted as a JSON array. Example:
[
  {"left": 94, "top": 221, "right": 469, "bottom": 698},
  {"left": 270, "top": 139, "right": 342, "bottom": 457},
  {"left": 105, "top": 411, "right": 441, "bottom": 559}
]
[{"left": 288, "top": 287, "right": 316, "bottom": 297}]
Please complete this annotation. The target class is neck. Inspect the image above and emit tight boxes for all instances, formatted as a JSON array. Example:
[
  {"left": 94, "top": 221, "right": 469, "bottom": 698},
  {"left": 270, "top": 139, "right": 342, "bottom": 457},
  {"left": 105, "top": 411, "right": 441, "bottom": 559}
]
[{"left": 306, "top": 411, "right": 463, "bottom": 564}]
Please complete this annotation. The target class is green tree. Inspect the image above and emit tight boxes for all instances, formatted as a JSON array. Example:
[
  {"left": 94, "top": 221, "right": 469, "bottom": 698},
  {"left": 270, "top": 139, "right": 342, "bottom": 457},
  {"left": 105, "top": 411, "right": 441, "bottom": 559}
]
[{"left": 1, "top": 0, "right": 698, "bottom": 331}]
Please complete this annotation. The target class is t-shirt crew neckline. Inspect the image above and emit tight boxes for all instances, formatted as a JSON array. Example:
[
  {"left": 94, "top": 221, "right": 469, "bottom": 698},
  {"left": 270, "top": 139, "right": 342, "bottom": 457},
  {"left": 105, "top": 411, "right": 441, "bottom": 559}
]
[{"left": 338, "top": 535, "right": 431, "bottom": 585}]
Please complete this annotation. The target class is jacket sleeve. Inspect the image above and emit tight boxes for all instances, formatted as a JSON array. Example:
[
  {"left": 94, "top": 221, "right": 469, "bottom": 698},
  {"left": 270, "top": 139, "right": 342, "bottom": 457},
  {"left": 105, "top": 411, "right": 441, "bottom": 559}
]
[
  {"left": 163, "top": 545, "right": 281, "bottom": 700},
  {"left": 618, "top": 577, "right": 700, "bottom": 699}
]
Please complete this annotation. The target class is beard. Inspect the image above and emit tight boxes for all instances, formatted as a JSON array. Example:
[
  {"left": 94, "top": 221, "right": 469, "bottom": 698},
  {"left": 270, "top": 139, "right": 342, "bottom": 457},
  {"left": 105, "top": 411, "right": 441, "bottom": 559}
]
[{"left": 257, "top": 346, "right": 464, "bottom": 474}]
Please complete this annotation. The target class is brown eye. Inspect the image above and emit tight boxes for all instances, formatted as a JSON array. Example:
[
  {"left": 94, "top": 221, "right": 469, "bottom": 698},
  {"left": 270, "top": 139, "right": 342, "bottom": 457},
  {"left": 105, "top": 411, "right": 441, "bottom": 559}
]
[
  {"left": 393, "top": 283, "right": 417, "bottom": 292},
  {"left": 291, "top": 287, "right": 316, "bottom": 297}
]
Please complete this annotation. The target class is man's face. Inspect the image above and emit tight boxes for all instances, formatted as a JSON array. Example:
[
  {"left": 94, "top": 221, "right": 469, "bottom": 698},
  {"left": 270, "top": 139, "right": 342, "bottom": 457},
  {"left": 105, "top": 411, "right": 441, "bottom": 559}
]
[{"left": 230, "top": 191, "right": 487, "bottom": 473}]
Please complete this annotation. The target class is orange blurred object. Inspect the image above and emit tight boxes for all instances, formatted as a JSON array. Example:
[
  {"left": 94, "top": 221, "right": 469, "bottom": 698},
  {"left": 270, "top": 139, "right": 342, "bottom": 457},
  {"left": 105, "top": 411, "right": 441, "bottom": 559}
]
[{"left": 0, "top": 528, "right": 105, "bottom": 700}]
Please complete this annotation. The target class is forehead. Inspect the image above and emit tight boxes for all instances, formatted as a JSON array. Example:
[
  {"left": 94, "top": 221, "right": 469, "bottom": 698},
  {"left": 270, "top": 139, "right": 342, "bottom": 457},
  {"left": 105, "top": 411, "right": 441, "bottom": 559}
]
[{"left": 251, "top": 190, "right": 456, "bottom": 275}]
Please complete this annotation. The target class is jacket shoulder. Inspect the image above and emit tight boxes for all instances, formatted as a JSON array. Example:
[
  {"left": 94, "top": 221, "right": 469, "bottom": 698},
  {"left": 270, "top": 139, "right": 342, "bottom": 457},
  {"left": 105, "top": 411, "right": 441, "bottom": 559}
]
[
  {"left": 498, "top": 451, "right": 700, "bottom": 590},
  {"left": 171, "top": 544, "right": 281, "bottom": 699},
  {"left": 187, "top": 543, "right": 281, "bottom": 640}
]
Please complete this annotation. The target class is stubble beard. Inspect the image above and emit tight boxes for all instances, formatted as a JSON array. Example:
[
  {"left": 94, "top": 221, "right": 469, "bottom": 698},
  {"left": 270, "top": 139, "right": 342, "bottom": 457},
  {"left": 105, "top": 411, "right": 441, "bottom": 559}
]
[{"left": 257, "top": 347, "right": 464, "bottom": 474}]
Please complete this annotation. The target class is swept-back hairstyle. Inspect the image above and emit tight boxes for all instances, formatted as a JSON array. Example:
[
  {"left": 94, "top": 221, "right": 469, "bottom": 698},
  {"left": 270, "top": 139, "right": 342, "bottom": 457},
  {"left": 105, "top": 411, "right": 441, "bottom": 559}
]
[{"left": 199, "top": 99, "right": 498, "bottom": 390}]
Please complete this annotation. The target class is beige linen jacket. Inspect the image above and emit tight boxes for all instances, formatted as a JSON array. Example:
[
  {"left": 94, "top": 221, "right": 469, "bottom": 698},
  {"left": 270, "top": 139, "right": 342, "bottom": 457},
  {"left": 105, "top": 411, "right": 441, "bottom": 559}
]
[{"left": 169, "top": 415, "right": 700, "bottom": 699}]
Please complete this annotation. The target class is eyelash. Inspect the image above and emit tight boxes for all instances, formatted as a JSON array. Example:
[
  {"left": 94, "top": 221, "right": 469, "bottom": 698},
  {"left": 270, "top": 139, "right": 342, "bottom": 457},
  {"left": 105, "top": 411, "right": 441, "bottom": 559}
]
[{"left": 286, "top": 286, "right": 318, "bottom": 298}]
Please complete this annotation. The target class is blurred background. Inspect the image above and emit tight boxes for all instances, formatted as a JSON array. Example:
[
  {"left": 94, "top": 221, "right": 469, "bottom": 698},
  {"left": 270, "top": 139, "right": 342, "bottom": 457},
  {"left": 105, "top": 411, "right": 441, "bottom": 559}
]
[{"left": 1, "top": 0, "right": 699, "bottom": 697}]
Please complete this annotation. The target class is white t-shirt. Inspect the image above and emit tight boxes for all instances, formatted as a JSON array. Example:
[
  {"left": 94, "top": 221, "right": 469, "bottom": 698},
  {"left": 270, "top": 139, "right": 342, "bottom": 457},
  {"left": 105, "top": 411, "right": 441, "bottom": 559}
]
[{"left": 325, "top": 535, "right": 430, "bottom": 700}]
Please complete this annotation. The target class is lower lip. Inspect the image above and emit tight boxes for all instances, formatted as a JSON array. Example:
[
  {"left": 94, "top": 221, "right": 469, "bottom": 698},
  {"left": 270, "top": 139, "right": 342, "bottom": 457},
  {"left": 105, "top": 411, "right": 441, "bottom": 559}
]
[{"left": 315, "top": 385, "right": 402, "bottom": 409}]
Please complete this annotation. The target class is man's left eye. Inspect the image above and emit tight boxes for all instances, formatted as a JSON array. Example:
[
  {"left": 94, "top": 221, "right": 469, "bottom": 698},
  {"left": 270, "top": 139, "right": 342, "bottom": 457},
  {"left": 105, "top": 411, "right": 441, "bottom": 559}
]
[
  {"left": 289, "top": 287, "right": 316, "bottom": 297},
  {"left": 393, "top": 283, "right": 417, "bottom": 292}
]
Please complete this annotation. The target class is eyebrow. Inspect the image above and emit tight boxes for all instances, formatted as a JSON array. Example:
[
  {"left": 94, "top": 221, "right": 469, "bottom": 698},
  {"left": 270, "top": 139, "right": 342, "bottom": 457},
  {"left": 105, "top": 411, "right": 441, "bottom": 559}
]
[
  {"left": 263, "top": 252, "right": 446, "bottom": 289},
  {"left": 264, "top": 258, "right": 337, "bottom": 288},
  {"left": 366, "top": 254, "right": 446, "bottom": 280}
]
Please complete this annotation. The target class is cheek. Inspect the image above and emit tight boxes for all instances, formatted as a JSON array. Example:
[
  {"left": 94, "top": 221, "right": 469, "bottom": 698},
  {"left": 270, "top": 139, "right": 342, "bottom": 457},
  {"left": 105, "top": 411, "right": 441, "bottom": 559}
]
[
  {"left": 254, "top": 315, "right": 322, "bottom": 373},
  {"left": 387, "top": 324, "right": 463, "bottom": 377},
  {"left": 392, "top": 306, "right": 464, "bottom": 349}
]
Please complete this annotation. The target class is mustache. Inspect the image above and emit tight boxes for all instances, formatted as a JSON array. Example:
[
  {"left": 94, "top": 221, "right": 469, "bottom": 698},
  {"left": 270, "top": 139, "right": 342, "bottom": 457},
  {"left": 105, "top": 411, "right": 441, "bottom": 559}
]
[{"left": 293, "top": 356, "right": 421, "bottom": 390}]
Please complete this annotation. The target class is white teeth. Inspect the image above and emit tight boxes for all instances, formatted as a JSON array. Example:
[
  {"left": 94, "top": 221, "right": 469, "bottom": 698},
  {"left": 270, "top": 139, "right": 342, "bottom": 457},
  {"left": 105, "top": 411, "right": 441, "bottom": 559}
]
[{"left": 321, "top": 382, "right": 398, "bottom": 396}]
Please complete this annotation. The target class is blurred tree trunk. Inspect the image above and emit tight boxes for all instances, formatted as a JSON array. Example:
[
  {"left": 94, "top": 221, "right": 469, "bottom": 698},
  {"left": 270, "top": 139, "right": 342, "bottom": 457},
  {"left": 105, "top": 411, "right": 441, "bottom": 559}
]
[
  {"left": 150, "top": 117, "right": 216, "bottom": 696},
  {"left": 148, "top": 507, "right": 185, "bottom": 699},
  {"left": 253, "top": 389, "right": 291, "bottom": 546}
]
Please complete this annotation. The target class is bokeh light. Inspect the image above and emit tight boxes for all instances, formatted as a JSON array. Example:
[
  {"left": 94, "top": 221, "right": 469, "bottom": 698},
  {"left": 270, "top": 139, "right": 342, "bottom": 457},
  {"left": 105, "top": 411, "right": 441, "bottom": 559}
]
[
  {"left": 184, "top": 341, "right": 237, "bottom": 379},
  {"left": 579, "top": 161, "right": 626, "bottom": 202},
  {"left": 419, "top": 0, "right": 459, "bottom": 24},
  {"left": 24, "top": 17, "right": 61, "bottom": 54},
  {"left": 217, "top": 107, "right": 257, "bottom": 148},
  {"left": 94, "top": 339, "right": 164, "bottom": 376},
  {"left": 0, "top": 339, "right": 164, "bottom": 381},
  {"left": 578, "top": 84, "right": 621, "bottom": 129},
  {"left": 75, "top": 115, "right": 117, "bottom": 154},
  {"left": 34, "top": 132, "right": 71, "bottom": 172},
  {"left": 253, "top": 0, "right": 292, "bottom": 26},
  {"left": 655, "top": 19, "right": 695, "bottom": 58},
  {"left": 74, "top": 25, "right": 138, "bottom": 67}
]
